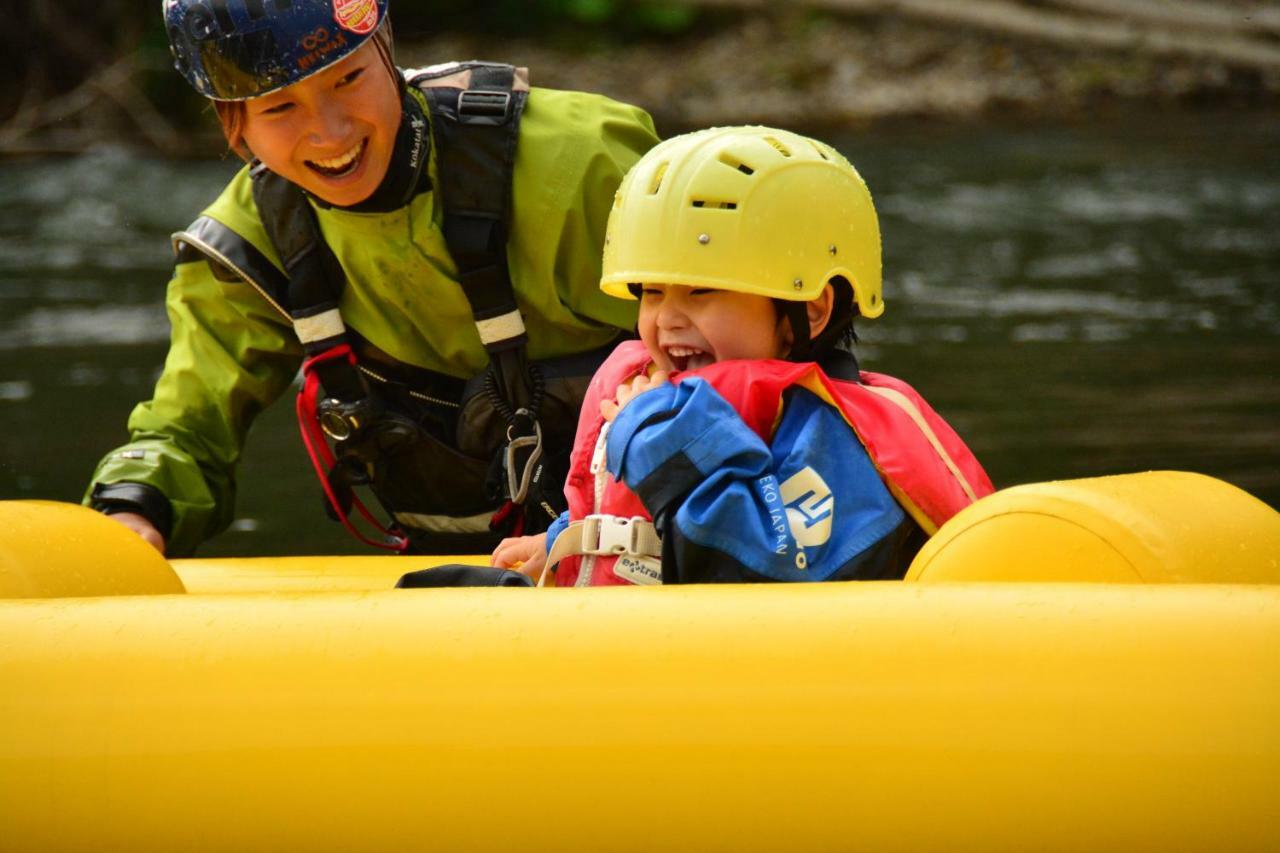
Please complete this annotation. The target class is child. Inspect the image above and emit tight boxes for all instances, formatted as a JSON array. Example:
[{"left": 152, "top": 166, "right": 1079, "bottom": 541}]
[{"left": 491, "top": 127, "right": 993, "bottom": 585}]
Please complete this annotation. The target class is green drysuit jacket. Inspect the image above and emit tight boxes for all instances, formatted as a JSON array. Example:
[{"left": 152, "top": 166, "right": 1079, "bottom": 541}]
[{"left": 86, "top": 82, "right": 658, "bottom": 555}]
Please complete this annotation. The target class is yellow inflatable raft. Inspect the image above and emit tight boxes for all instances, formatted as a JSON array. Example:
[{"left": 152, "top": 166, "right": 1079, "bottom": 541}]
[{"left": 2, "top": 471, "right": 1278, "bottom": 851}]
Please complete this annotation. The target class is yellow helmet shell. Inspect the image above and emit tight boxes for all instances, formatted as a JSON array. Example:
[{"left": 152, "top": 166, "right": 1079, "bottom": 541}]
[{"left": 601, "top": 126, "right": 883, "bottom": 319}]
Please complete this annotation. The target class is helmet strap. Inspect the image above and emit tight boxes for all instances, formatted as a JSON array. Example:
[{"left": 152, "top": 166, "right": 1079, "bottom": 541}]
[
  {"left": 785, "top": 278, "right": 857, "bottom": 363},
  {"left": 783, "top": 301, "right": 813, "bottom": 361}
]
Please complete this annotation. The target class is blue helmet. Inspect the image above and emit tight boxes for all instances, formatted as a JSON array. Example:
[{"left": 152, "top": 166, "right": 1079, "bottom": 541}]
[{"left": 163, "top": 0, "right": 390, "bottom": 100}]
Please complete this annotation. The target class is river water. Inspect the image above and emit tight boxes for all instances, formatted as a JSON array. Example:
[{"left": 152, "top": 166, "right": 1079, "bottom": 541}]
[{"left": 1, "top": 112, "right": 1277, "bottom": 555}]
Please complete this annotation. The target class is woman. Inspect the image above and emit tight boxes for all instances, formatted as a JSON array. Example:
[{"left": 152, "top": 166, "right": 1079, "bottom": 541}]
[{"left": 86, "top": 0, "right": 658, "bottom": 555}]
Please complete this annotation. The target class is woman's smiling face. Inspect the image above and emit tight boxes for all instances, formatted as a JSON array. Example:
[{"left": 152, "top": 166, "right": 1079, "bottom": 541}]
[
  {"left": 637, "top": 283, "right": 792, "bottom": 372},
  {"left": 240, "top": 40, "right": 400, "bottom": 207}
]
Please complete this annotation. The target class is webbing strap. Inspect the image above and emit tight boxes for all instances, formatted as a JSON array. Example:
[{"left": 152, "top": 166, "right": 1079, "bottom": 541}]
[
  {"left": 250, "top": 164, "right": 365, "bottom": 400},
  {"left": 295, "top": 345, "right": 409, "bottom": 553},
  {"left": 250, "top": 165, "right": 341, "bottom": 333},
  {"left": 419, "top": 63, "right": 529, "bottom": 356},
  {"left": 544, "top": 515, "right": 663, "bottom": 571}
]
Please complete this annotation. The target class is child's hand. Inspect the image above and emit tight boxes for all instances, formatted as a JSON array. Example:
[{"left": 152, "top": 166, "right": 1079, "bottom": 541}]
[
  {"left": 491, "top": 532, "right": 549, "bottom": 580},
  {"left": 600, "top": 370, "right": 670, "bottom": 423}
]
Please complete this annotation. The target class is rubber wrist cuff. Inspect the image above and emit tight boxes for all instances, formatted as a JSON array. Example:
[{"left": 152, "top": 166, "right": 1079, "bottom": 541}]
[{"left": 90, "top": 482, "right": 174, "bottom": 541}]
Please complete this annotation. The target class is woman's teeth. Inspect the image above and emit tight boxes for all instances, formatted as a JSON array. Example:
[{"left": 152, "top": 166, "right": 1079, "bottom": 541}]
[{"left": 307, "top": 140, "right": 365, "bottom": 177}]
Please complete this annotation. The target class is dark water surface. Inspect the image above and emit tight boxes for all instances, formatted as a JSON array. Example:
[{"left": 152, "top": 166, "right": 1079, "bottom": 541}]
[{"left": 2, "top": 112, "right": 1277, "bottom": 555}]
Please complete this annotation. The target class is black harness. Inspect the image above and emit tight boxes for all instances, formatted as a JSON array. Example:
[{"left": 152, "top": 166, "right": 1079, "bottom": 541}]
[{"left": 243, "top": 63, "right": 580, "bottom": 553}]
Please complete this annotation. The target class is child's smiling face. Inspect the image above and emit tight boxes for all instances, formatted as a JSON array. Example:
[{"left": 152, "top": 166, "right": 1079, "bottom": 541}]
[{"left": 637, "top": 283, "right": 791, "bottom": 372}]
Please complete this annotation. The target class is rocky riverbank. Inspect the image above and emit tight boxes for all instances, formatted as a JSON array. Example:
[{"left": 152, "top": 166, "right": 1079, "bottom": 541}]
[
  {"left": 401, "top": 11, "right": 1280, "bottom": 134},
  {"left": 3, "top": 3, "right": 1277, "bottom": 156}
]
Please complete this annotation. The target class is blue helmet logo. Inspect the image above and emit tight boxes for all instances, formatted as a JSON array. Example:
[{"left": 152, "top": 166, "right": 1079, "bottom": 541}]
[{"left": 163, "top": 0, "right": 389, "bottom": 100}]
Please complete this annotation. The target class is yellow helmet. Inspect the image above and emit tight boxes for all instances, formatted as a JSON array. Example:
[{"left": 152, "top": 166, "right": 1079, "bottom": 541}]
[{"left": 601, "top": 126, "right": 883, "bottom": 320}]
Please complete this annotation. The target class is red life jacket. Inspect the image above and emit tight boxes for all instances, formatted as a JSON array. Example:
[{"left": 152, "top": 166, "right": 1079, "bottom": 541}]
[{"left": 555, "top": 341, "right": 994, "bottom": 586}]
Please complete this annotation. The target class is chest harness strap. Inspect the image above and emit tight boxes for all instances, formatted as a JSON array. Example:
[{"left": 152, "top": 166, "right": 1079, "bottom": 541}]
[
  {"left": 251, "top": 123, "right": 424, "bottom": 551},
  {"left": 413, "top": 63, "right": 551, "bottom": 536},
  {"left": 251, "top": 64, "right": 549, "bottom": 550}
]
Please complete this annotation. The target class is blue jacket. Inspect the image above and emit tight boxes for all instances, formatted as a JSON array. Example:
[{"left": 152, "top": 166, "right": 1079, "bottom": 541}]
[{"left": 549, "top": 351, "right": 926, "bottom": 583}]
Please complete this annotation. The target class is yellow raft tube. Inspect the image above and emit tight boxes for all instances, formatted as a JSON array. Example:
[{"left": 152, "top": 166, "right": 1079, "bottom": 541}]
[{"left": 2, "top": 471, "right": 1278, "bottom": 851}]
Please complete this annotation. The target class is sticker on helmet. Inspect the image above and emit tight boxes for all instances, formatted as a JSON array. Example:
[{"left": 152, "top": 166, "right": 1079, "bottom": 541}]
[
  {"left": 332, "top": 0, "right": 379, "bottom": 35},
  {"left": 297, "top": 27, "right": 349, "bottom": 73}
]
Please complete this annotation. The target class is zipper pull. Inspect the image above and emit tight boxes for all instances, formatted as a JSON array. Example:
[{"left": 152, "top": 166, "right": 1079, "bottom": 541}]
[{"left": 590, "top": 423, "right": 611, "bottom": 475}]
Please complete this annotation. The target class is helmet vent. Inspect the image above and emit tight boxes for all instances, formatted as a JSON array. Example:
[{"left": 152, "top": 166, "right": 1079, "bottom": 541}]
[
  {"left": 809, "top": 142, "right": 830, "bottom": 161},
  {"left": 648, "top": 162, "right": 669, "bottom": 195},
  {"left": 718, "top": 152, "right": 755, "bottom": 175},
  {"left": 763, "top": 136, "right": 793, "bottom": 157},
  {"left": 211, "top": 0, "right": 235, "bottom": 34},
  {"left": 691, "top": 200, "right": 738, "bottom": 210}
]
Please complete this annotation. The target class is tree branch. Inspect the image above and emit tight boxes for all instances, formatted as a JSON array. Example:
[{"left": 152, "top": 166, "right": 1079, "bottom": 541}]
[
  {"left": 0, "top": 55, "right": 182, "bottom": 154},
  {"left": 1050, "top": 0, "right": 1280, "bottom": 39},
  {"left": 684, "top": 0, "right": 1280, "bottom": 70}
]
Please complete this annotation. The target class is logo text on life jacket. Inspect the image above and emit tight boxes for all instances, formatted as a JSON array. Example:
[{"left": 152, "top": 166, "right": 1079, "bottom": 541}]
[
  {"left": 614, "top": 555, "right": 662, "bottom": 586},
  {"left": 759, "top": 476, "right": 789, "bottom": 557}
]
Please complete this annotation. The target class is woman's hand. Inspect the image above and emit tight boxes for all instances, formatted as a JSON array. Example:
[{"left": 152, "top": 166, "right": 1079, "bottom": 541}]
[
  {"left": 106, "top": 512, "right": 166, "bottom": 554},
  {"left": 600, "top": 370, "right": 670, "bottom": 423},
  {"left": 491, "top": 532, "right": 549, "bottom": 580}
]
